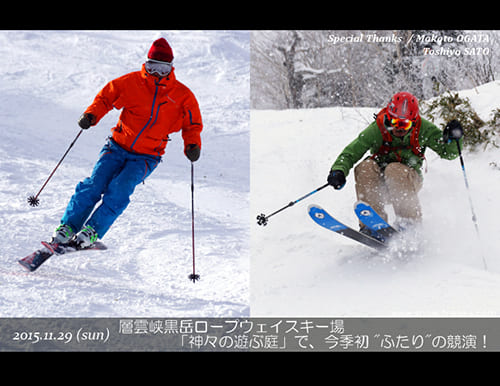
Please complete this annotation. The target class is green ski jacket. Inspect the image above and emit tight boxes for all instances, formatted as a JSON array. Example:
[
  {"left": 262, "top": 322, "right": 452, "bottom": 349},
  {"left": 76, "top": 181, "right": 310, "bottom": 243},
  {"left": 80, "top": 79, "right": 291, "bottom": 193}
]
[{"left": 331, "top": 117, "right": 463, "bottom": 177}]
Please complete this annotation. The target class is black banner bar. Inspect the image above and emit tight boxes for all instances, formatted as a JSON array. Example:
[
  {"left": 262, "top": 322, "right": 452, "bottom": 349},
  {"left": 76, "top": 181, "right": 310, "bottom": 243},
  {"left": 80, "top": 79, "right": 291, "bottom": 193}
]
[{"left": 1, "top": 318, "right": 500, "bottom": 352}]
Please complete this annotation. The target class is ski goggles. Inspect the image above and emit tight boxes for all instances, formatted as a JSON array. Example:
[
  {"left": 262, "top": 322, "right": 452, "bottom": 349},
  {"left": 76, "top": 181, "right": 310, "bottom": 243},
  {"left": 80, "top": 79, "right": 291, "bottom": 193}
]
[
  {"left": 145, "top": 59, "right": 173, "bottom": 77},
  {"left": 390, "top": 117, "right": 413, "bottom": 131}
]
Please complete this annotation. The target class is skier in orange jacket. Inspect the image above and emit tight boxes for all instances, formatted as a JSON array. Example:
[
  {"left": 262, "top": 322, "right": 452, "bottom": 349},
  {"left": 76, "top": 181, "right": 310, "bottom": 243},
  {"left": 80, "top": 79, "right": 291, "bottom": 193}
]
[{"left": 53, "top": 37, "right": 203, "bottom": 248}]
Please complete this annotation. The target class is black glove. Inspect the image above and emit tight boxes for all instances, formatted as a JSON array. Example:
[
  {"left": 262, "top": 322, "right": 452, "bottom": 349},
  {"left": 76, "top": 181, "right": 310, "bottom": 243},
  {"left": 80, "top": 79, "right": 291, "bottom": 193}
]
[
  {"left": 327, "top": 169, "right": 346, "bottom": 190},
  {"left": 185, "top": 144, "right": 201, "bottom": 162},
  {"left": 78, "top": 113, "right": 96, "bottom": 130},
  {"left": 443, "top": 119, "right": 464, "bottom": 143}
]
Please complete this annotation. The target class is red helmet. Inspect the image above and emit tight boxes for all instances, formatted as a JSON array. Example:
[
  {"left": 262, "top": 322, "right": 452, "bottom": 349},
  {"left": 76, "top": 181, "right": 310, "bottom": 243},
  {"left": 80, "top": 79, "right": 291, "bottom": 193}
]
[{"left": 386, "top": 92, "right": 419, "bottom": 121}]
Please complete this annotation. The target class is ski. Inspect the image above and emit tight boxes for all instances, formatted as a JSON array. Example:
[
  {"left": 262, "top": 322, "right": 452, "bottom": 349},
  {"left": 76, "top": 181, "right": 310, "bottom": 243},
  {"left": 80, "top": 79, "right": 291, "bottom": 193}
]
[
  {"left": 308, "top": 204, "right": 386, "bottom": 250},
  {"left": 18, "top": 241, "right": 107, "bottom": 272},
  {"left": 18, "top": 243, "right": 55, "bottom": 272},
  {"left": 354, "top": 201, "right": 399, "bottom": 241}
]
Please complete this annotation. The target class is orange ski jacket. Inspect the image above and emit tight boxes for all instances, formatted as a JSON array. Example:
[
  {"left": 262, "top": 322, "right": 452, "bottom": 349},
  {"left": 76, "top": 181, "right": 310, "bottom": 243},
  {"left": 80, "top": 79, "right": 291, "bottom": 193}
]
[{"left": 84, "top": 64, "right": 202, "bottom": 157}]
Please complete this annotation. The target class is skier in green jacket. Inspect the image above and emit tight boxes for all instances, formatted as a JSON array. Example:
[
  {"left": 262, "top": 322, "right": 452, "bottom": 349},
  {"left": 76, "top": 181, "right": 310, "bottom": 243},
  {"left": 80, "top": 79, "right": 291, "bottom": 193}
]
[{"left": 327, "top": 91, "right": 464, "bottom": 232}]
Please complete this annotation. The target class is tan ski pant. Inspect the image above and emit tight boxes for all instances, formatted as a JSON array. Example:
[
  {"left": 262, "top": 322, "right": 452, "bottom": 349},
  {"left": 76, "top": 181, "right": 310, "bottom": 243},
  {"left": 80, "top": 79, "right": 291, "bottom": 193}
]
[{"left": 354, "top": 159, "right": 423, "bottom": 224}]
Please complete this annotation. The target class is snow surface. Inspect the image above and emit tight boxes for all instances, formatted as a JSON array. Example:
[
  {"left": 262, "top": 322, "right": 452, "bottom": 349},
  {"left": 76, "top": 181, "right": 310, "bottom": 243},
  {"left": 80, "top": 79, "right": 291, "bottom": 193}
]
[
  {"left": 251, "top": 80, "right": 500, "bottom": 317},
  {"left": 0, "top": 30, "right": 250, "bottom": 317}
]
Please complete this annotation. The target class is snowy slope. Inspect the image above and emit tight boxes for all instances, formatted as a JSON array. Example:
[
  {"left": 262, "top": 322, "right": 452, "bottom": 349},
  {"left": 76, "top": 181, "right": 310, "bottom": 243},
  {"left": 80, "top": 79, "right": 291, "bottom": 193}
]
[
  {"left": 0, "top": 30, "right": 250, "bottom": 317},
  {"left": 251, "top": 80, "right": 500, "bottom": 317}
]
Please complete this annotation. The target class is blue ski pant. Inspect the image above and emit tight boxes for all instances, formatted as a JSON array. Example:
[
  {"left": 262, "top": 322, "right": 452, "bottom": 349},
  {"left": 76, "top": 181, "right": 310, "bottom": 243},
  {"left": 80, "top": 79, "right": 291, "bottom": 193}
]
[{"left": 61, "top": 139, "right": 160, "bottom": 238}]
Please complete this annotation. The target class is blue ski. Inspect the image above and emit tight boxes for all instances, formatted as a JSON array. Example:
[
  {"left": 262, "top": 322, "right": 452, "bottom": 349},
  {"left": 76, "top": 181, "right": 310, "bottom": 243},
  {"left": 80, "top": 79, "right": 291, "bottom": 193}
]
[
  {"left": 354, "top": 201, "right": 398, "bottom": 241},
  {"left": 308, "top": 204, "right": 386, "bottom": 250}
]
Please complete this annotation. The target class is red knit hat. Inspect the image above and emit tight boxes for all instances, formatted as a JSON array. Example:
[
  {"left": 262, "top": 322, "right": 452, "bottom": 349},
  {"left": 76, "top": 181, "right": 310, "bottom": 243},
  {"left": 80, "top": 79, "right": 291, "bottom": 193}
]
[{"left": 148, "top": 38, "right": 174, "bottom": 63}]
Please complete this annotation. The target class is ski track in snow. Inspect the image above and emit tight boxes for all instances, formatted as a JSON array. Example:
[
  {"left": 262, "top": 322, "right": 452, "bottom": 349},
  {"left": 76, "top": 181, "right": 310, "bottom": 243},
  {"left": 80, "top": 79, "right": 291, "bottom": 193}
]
[
  {"left": 0, "top": 30, "right": 249, "bottom": 317},
  {"left": 251, "top": 81, "right": 500, "bottom": 317}
]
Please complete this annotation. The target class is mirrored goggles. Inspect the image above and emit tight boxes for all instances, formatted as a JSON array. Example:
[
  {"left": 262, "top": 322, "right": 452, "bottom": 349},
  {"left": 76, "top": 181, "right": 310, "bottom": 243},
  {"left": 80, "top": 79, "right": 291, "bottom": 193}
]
[
  {"left": 390, "top": 117, "right": 413, "bottom": 131},
  {"left": 145, "top": 59, "right": 173, "bottom": 77}
]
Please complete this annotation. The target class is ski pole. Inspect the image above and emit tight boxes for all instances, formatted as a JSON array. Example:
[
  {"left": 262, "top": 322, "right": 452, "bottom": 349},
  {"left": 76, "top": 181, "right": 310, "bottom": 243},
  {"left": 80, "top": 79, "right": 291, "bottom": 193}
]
[
  {"left": 257, "top": 183, "right": 330, "bottom": 226},
  {"left": 455, "top": 139, "right": 487, "bottom": 270},
  {"left": 188, "top": 162, "right": 200, "bottom": 283},
  {"left": 27, "top": 129, "right": 84, "bottom": 207}
]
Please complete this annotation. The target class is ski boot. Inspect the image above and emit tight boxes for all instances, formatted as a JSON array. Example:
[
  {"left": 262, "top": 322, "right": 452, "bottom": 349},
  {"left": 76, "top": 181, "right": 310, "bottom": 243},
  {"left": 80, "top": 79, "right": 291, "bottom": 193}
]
[
  {"left": 51, "top": 224, "right": 75, "bottom": 244},
  {"left": 73, "top": 225, "right": 99, "bottom": 249}
]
